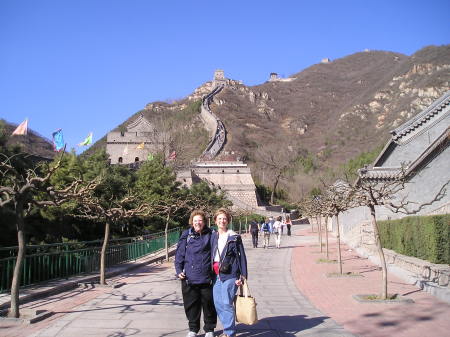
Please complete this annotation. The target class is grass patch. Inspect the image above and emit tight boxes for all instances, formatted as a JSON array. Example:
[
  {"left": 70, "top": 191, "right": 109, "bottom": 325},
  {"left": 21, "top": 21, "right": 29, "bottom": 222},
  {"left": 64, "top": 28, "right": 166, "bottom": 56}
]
[
  {"left": 353, "top": 294, "right": 414, "bottom": 304},
  {"left": 326, "top": 272, "right": 363, "bottom": 278},
  {"left": 316, "top": 258, "right": 337, "bottom": 264}
]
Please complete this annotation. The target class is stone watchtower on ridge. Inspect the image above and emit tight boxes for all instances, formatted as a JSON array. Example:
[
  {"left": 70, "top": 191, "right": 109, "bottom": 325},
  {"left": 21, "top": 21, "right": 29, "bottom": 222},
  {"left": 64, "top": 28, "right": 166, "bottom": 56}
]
[
  {"left": 106, "top": 114, "right": 162, "bottom": 165},
  {"left": 213, "top": 69, "right": 227, "bottom": 88}
]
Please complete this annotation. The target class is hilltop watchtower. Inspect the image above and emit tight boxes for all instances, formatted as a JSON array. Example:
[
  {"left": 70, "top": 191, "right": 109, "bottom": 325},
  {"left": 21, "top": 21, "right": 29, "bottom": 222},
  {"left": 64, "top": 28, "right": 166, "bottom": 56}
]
[
  {"left": 213, "top": 69, "right": 226, "bottom": 87},
  {"left": 269, "top": 72, "right": 279, "bottom": 81}
]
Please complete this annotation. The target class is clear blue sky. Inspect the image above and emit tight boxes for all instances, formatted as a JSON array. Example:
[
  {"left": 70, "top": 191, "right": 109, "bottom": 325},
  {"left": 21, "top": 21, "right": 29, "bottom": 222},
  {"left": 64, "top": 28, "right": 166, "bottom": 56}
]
[{"left": 1, "top": 0, "right": 449, "bottom": 153}]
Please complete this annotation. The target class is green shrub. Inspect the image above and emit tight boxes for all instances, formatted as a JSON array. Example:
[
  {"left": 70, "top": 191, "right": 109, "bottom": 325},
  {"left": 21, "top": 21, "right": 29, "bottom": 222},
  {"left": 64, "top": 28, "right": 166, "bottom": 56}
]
[{"left": 379, "top": 215, "right": 450, "bottom": 264}]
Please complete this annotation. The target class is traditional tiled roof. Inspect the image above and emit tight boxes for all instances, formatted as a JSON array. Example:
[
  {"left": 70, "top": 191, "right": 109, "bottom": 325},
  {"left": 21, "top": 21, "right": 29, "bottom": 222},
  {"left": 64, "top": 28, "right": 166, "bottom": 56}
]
[
  {"left": 126, "top": 114, "right": 153, "bottom": 131},
  {"left": 405, "top": 126, "right": 449, "bottom": 175},
  {"left": 358, "top": 166, "right": 403, "bottom": 180},
  {"left": 359, "top": 126, "right": 449, "bottom": 182},
  {"left": 390, "top": 90, "right": 450, "bottom": 142}
]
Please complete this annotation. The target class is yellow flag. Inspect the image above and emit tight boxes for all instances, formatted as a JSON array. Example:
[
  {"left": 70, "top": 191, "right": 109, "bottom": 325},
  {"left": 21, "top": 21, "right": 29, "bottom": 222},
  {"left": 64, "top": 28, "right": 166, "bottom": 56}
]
[{"left": 136, "top": 142, "right": 145, "bottom": 149}]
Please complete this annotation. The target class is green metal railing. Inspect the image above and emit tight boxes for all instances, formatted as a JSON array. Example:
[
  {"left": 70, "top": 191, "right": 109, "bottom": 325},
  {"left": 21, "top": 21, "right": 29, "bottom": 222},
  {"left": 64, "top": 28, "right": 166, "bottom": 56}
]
[{"left": 0, "top": 228, "right": 182, "bottom": 293}]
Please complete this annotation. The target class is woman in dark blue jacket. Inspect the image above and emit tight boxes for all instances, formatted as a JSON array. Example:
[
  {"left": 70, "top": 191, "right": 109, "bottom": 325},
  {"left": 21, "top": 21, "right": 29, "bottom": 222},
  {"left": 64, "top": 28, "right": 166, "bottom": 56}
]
[
  {"left": 211, "top": 208, "right": 248, "bottom": 337},
  {"left": 175, "top": 210, "right": 216, "bottom": 337}
]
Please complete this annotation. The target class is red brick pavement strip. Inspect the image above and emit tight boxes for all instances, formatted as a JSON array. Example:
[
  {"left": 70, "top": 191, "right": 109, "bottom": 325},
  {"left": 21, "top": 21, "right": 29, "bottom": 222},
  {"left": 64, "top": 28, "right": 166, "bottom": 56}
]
[
  {"left": 0, "top": 263, "right": 170, "bottom": 337},
  {"left": 291, "top": 228, "right": 450, "bottom": 337}
]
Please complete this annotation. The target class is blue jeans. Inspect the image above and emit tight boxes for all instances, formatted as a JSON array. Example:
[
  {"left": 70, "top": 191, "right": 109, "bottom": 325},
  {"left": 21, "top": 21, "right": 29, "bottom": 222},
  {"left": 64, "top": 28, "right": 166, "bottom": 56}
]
[{"left": 213, "top": 277, "right": 237, "bottom": 337}]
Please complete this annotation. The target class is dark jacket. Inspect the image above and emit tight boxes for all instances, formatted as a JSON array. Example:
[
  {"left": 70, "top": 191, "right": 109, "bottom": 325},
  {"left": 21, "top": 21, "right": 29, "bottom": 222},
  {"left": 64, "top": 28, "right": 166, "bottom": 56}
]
[
  {"left": 249, "top": 221, "right": 259, "bottom": 233},
  {"left": 211, "top": 231, "right": 248, "bottom": 282},
  {"left": 174, "top": 226, "right": 214, "bottom": 285}
]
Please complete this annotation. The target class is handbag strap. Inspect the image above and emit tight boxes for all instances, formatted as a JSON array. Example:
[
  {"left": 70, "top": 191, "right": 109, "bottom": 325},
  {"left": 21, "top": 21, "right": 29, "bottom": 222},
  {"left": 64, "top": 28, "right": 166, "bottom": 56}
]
[
  {"left": 239, "top": 278, "right": 250, "bottom": 298},
  {"left": 216, "top": 233, "right": 227, "bottom": 268}
]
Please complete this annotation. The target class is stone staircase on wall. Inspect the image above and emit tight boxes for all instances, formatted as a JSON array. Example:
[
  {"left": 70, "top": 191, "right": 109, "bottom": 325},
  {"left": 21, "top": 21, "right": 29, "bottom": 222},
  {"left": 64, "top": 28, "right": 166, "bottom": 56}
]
[
  {"left": 200, "top": 85, "right": 226, "bottom": 160},
  {"left": 192, "top": 82, "right": 283, "bottom": 217}
]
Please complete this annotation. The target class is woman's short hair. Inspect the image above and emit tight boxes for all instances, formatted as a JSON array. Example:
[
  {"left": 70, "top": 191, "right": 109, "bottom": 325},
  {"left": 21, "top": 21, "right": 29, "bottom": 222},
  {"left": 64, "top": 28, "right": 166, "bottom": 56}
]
[
  {"left": 189, "top": 209, "right": 207, "bottom": 225},
  {"left": 213, "top": 208, "right": 231, "bottom": 223},
  {"left": 277, "top": 216, "right": 282, "bottom": 221}
]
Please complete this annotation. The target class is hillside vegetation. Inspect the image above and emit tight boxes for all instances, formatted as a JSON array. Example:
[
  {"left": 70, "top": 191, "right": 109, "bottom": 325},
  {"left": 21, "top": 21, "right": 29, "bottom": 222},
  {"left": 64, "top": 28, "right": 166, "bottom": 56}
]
[
  {"left": 5, "top": 45, "right": 450, "bottom": 201},
  {"left": 210, "top": 45, "right": 450, "bottom": 198}
]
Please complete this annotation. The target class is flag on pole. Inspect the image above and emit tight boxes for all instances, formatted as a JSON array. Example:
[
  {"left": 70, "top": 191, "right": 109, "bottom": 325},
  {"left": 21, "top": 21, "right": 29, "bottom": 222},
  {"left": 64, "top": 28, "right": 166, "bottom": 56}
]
[
  {"left": 136, "top": 142, "right": 145, "bottom": 149},
  {"left": 12, "top": 119, "right": 28, "bottom": 136},
  {"left": 147, "top": 153, "right": 154, "bottom": 161},
  {"left": 78, "top": 132, "right": 93, "bottom": 146},
  {"left": 168, "top": 151, "right": 177, "bottom": 160},
  {"left": 52, "top": 129, "right": 65, "bottom": 152}
]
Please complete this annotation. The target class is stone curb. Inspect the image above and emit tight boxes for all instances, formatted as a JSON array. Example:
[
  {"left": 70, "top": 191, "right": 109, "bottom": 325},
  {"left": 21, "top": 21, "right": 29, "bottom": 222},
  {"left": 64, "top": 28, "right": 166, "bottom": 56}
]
[{"left": 0, "top": 309, "right": 53, "bottom": 324}]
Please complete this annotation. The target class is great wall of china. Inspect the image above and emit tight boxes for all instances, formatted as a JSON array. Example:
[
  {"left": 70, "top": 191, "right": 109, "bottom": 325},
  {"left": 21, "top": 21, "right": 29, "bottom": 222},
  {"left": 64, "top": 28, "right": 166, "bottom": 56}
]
[
  {"left": 179, "top": 70, "right": 282, "bottom": 217},
  {"left": 105, "top": 70, "right": 282, "bottom": 216}
]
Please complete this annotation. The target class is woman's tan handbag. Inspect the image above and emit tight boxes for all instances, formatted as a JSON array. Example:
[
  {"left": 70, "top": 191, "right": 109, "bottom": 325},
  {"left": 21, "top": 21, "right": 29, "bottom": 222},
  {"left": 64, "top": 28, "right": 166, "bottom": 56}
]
[{"left": 235, "top": 278, "right": 258, "bottom": 325}]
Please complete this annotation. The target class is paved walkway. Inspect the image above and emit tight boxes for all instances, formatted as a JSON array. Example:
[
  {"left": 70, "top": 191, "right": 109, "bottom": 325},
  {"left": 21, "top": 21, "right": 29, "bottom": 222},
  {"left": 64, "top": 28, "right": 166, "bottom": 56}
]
[
  {"left": 1, "top": 224, "right": 449, "bottom": 337},
  {"left": 1, "top": 225, "right": 354, "bottom": 337},
  {"left": 291, "top": 227, "right": 450, "bottom": 337}
]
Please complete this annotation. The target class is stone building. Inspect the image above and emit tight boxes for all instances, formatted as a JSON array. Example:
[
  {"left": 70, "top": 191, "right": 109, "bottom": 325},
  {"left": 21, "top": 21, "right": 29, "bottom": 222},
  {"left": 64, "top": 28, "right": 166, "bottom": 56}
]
[
  {"left": 106, "top": 114, "right": 163, "bottom": 164},
  {"left": 268, "top": 72, "right": 295, "bottom": 83},
  {"left": 177, "top": 160, "right": 259, "bottom": 209},
  {"left": 106, "top": 70, "right": 279, "bottom": 216},
  {"left": 329, "top": 91, "right": 450, "bottom": 301},
  {"left": 269, "top": 72, "right": 279, "bottom": 81},
  {"left": 339, "top": 89, "right": 450, "bottom": 228},
  {"left": 335, "top": 90, "right": 449, "bottom": 241},
  {"left": 213, "top": 69, "right": 226, "bottom": 88}
]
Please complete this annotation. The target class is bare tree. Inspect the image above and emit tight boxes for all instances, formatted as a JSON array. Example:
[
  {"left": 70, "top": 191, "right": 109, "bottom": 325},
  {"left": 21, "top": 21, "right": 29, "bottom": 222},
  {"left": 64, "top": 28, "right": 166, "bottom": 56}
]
[
  {"left": 257, "top": 141, "right": 302, "bottom": 204},
  {"left": 0, "top": 150, "right": 94, "bottom": 317},
  {"left": 354, "top": 166, "right": 448, "bottom": 299},
  {"left": 301, "top": 199, "right": 317, "bottom": 233},
  {"left": 323, "top": 181, "right": 355, "bottom": 274},
  {"left": 298, "top": 197, "right": 322, "bottom": 244},
  {"left": 152, "top": 194, "right": 203, "bottom": 262},
  {"left": 74, "top": 191, "right": 152, "bottom": 285},
  {"left": 353, "top": 170, "right": 406, "bottom": 299}
]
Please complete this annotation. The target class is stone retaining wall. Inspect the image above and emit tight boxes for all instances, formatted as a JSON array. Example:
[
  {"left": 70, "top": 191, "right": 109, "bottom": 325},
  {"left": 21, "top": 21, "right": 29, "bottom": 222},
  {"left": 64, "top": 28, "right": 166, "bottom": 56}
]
[{"left": 329, "top": 209, "right": 450, "bottom": 303}]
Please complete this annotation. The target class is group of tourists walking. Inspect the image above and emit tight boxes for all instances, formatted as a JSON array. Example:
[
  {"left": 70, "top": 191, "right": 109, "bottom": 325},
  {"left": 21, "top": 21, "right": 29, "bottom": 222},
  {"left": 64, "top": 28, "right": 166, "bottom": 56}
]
[
  {"left": 175, "top": 208, "right": 248, "bottom": 337},
  {"left": 249, "top": 214, "right": 292, "bottom": 249}
]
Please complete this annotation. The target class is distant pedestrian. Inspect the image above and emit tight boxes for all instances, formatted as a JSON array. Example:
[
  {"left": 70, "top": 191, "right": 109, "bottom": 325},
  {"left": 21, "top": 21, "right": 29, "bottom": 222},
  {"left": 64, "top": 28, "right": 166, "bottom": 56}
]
[
  {"left": 174, "top": 210, "right": 217, "bottom": 337},
  {"left": 261, "top": 217, "right": 272, "bottom": 248},
  {"left": 273, "top": 216, "right": 283, "bottom": 248},
  {"left": 249, "top": 220, "right": 260, "bottom": 248},
  {"left": 285, "top": 214, "right": 292, "bottom": 236}
]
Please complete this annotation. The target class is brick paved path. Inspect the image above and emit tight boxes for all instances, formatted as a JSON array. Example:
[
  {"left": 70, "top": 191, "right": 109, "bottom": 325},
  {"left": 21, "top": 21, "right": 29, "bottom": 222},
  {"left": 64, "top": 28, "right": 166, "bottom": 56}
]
[
  {"left": 291, "top": 227, "right": 450, "bottom": 337},
  {"left": 1, "top": 225, "right": 354, "bottom": 337}
]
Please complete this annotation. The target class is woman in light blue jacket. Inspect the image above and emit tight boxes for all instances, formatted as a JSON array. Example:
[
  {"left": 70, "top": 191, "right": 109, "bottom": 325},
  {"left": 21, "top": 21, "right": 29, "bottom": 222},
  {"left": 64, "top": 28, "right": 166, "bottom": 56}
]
[{"left": 211, "top": 208, "right": 248, "bottom": 337}]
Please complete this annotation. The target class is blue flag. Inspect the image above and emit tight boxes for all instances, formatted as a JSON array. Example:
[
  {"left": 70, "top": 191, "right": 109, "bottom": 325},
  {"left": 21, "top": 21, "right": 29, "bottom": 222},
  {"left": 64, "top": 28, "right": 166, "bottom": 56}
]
[{"left": 52, "top": 129, "right": 65, "bottom": 152}]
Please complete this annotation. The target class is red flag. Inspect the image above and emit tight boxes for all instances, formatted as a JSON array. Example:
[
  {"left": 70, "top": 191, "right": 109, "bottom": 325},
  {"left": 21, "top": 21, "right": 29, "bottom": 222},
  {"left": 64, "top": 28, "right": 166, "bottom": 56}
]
[{"left": 168, "top": 151, "right": 176, "bottom": 160}]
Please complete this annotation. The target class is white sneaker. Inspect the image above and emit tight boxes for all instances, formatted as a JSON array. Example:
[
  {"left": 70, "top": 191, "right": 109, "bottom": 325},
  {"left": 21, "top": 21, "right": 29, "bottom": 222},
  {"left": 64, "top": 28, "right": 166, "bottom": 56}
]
[
  {"left": 205, "top": 332, "right": 214, "bottom": 337},
  {"left": 186, "top": 332, "right": 197, "bottom": 337}
]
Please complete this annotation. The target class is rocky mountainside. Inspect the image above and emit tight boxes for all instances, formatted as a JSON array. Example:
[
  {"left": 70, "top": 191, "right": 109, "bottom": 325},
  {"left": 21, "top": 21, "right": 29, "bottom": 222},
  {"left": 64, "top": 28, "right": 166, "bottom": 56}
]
[
  {"left": 206, "top": 45, "right": 450, "bottom": 197},
  {"left": 7, "top": 45, "right": 448, "bottom": 200}
]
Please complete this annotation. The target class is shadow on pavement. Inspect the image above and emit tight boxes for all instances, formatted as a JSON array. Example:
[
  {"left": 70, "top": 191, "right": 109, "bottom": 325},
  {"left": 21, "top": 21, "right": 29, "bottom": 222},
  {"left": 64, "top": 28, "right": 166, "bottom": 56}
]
[{"left": 235, "top": 314, "right": 329, "bottom": 336}]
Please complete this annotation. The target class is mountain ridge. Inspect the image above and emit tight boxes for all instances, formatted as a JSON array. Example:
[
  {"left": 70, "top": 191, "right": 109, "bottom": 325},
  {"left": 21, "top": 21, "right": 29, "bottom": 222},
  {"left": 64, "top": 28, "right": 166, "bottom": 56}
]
[{"left": 4, "top": 45, "right": 450, "bottom": 199}]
